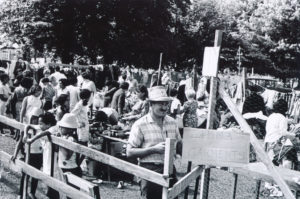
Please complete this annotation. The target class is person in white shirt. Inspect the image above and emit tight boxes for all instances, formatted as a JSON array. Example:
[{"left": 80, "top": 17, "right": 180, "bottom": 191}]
[
  {"left": 169, "top": 88, "right": 181, "bottom": 118},
  {"left": 80, "top": 72, "right": 97, "bottom": 108},
  {"left": 49, "top": 66, "right": 67, "bottom": 86},
  {"left": 66, "top": 77, "right": 80, "bottom": 112},
  {"left": 264, "top": 99, "right": 295, "bottom": 160}
]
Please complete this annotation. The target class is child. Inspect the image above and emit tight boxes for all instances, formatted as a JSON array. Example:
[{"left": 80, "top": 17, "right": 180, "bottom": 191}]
[
  {"left": 180, "top": 89, "right": 198, "bottom": 128},
  {"left": 57, "top": 113, "right": 82, "bottom": 199},
  {"left": 57, "top": 113, "right": 81, "bottom": 174},
  {"left": 71, "top": 89, "right": 91, "bottom": 146},
  {"left": 71, "top": 89, "right": 91, "bottom": 167},
  {"left": 169, "top": 88, "right": 181, "bottom": 119},
  {"left": 11, "top": 107, "right": 44, "bottom": 199}
]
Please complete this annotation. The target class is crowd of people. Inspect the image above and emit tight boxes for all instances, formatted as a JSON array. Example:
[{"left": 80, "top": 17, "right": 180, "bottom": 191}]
[{"left": 0, "top": 63, "right": 299, "bottom": 198}]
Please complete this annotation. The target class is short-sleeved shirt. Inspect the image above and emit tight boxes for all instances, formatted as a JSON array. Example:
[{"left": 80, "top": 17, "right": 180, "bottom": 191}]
[
  {"left": 81, "top": 80, "right": 97, "bottom": 106},
  {"left": 58, "top": 135, "right": 78, "bottom": 169},
  {"left": 26, "top": 125, "right": 43, "bottom": 154},
  {"left": 128, "top": 113, "right": 181, "bottom": 164},
  {"left": 265, "top": 113, "right": 288, "bottom": 143}
]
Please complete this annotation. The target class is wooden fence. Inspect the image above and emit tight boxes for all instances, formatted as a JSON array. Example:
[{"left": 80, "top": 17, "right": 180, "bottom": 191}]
[{"left": 1, "top": 114, "right": 300, "bottom": 199}]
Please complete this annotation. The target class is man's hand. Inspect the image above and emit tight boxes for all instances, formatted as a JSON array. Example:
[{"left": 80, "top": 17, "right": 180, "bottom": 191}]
[{"left": 151, "top": 142, "right": 165, "bottom": 154}]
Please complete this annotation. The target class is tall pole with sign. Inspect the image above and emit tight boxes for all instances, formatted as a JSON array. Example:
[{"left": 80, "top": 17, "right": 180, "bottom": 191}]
[{"left": 199, "top": 30, "right": 223, "bottom": 199}]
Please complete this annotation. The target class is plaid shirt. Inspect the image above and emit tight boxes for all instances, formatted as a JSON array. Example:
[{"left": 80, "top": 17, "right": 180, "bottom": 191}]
[{"left": 128, "top": 113, "right": 181, "bottom": 163}]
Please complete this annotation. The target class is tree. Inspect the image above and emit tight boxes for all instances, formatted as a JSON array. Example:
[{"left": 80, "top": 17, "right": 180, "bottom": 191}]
[{"left": 0, "top": 0, "right": 191, "bottom": 67}]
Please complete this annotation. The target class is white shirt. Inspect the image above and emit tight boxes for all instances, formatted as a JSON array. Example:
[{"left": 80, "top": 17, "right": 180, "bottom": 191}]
[
  {"left": 81, "top": 79, "right": 97, "bottom": 106},
  {"left": 71, "top": 100, "right": 89, "bottom": 142},
  {"left": 66, "top": 85, "right": 80, "bottom": 111},
  {"left": 49, "top": 72, "right": 66, "bottom": 84},
  {"left": 26, "top": 125, "right": 43, "bottom": 154},
  {"left": 170, "top": 97, "right": 181, "bottom": 113},
  {"left": 265, "top": 113, "right": 288, "bottom": 143}
]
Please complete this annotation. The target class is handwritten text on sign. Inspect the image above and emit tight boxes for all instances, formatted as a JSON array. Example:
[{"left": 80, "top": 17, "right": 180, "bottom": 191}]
[{"left": 182, "top": 128, "right": 250, "bottom": 167}]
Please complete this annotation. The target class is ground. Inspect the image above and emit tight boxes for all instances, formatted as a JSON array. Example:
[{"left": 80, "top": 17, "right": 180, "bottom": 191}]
[{"left": 0, "top": 134, "right": 284, "bottom": 199}]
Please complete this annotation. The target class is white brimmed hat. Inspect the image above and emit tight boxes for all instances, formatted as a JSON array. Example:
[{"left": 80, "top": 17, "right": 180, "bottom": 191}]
[
  {"left": 148, "top": 86, "right": 172, "bottom": 102},
  {"left": 57, "top": 113, "right": 79, "bottom": 128}
]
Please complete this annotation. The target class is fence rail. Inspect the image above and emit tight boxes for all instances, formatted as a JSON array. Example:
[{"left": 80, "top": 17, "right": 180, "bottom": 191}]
[
  {"left": 1, "top": 114, "right": 300, "bottom": 198},
  {"left": 0, "top": 151, "right": 94, "bottom": 199}
]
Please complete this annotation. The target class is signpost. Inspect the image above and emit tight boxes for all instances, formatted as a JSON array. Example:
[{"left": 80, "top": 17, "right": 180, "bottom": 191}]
[{"left": 199, "top": 30, "right": 223, "bottom": 199}]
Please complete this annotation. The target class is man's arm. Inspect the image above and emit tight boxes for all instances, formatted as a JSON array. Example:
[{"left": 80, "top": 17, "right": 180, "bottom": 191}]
[{"left": 126, "top": 142, "right": 165, "bottom": 159}]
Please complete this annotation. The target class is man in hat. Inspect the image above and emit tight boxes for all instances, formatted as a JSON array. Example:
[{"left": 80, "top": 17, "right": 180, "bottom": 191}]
[{"left": 127, "top": 86, "right": 181, "bottom": 199}]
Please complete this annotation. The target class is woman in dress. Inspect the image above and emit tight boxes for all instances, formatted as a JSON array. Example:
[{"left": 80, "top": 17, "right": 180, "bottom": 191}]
[
  {"left": 20, "top": 84, "right": 43, "bottom": 124},
  {"left": 8, "top": 77, "right": 33, "bottom": 121}
]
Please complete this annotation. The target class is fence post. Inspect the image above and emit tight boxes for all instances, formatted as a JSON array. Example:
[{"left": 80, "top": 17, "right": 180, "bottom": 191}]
[
  {"left": 255, "top": 180, "right": 261, "bottom": 199},
  {"left": 230, "top": 173, "right": 238, "bottom": 199},
  {"left": 184, "top": 162, "right": 192, "bottom": 199},
  {"left": 23, "top": 136, "right": 31, "bottom": 199},
  {"left": 162, "top": 138, "right": 175, "bottom": 199},
  {"left": 193, "top": 175, "right": 201, "bottom": 199}
]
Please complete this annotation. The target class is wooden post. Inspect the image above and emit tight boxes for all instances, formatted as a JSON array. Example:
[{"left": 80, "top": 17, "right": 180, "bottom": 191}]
[
  {"left": 242, "top": 67, "right": 247, "bottom": 101},
  {"left": 255, "top": 180, "right": 261, "bottom": 199},
  {"left": 193, "top": 176, "right": 201, "bottom": 199},
  {"left": 184, "top": 162, "right": 192, "bottom": 199},
  {"left": 192, "top": 64, "right": 197, "bottom": 91},
  {"left": 23, "top": 138, "right": 31, "bottom": 199},
  {"left": 157, "top": 53, "right": 163, "bottom": 86},
  {"left": 230, "top": 174, "right": 238, "bottom": 199},
  {"left": 162, "top": 138, "right": 175, "bottom": 199},
  {"left": 200, "top": 30, "right": 223, "bottom": 199}
]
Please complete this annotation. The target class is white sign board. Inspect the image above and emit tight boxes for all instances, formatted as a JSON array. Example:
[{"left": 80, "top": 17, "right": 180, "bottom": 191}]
[
  {"left": 182, "top": 128, "right": 250, "bottom": 167},
  {"left": 202, "top": 47, "right": 220, "bottom": 77}
]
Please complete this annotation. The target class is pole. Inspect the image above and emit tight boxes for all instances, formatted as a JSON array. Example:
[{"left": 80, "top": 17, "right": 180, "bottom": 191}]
[
  {"left": 237, "top": 46, "right": 242, "bottom": 75},
  {"left": 200, "top": 30, "right": 223, "bottom": 199},
  {"left": 157, "top": 53, "right": 163, "bottom": 86}
]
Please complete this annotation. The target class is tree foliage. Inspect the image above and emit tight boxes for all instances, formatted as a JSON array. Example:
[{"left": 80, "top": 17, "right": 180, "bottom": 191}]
[{"left": 0, "top": 0, "right": 299, "bottom": 78}]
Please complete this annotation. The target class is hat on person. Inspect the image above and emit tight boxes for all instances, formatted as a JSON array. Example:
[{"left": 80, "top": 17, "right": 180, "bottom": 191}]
[
  {"left": 148, "top": 86, "right": 172, "bottom": 102},
  {"left": 57, "top": 113, "right": 79, "bottom": 128}
]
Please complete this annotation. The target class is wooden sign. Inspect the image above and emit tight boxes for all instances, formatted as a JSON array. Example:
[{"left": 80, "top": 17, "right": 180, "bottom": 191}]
[
  {"left": 202, "top": 47, "right": 220, "bottom": 77},
  {"left": 182, "top": 128, "right": 250, "bottom": 167}
]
